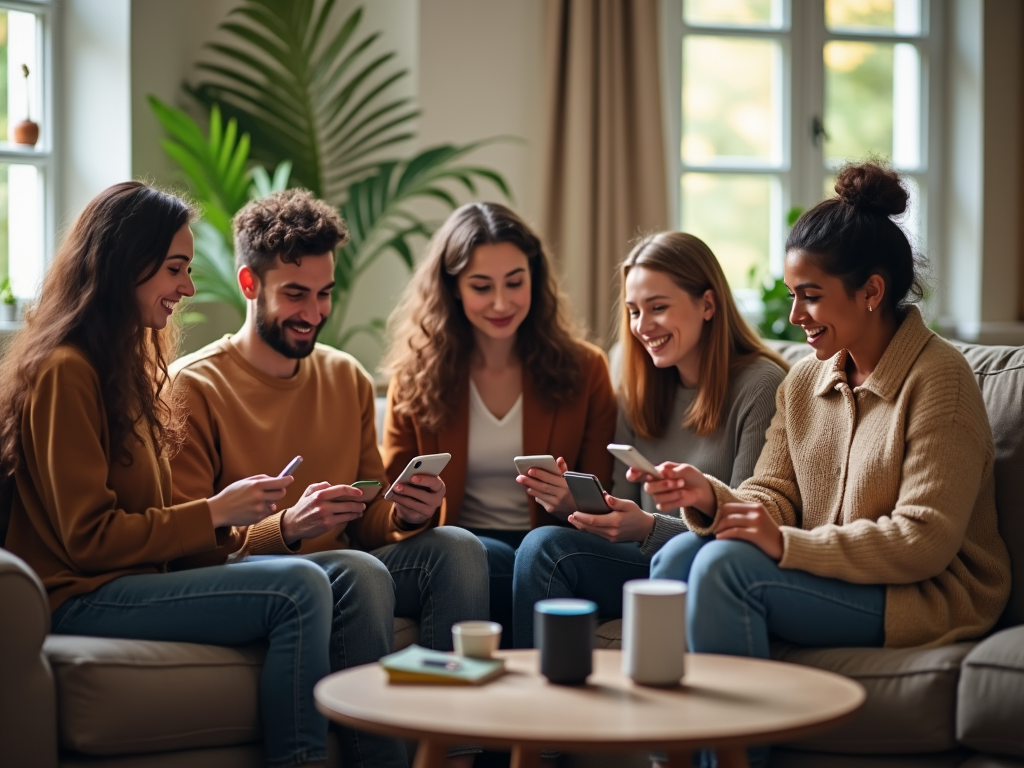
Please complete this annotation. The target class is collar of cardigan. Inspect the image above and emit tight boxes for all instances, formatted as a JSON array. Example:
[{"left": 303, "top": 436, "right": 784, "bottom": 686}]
[{"left": 813, "top": 305, "right": 934, "bottom": 401}]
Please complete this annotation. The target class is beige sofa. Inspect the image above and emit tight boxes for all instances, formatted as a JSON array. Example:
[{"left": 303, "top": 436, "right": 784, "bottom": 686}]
[{"left": 2, "top": 339, "right": 1023, "bottom": 767}]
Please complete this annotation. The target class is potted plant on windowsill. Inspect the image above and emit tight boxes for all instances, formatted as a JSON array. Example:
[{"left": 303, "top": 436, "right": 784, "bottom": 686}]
[
  {"left": 13, "top": 64, "right": 40, "bottom": 147},
  {"left": 0, "top": 278, "right": 17, "bottom": 323}
]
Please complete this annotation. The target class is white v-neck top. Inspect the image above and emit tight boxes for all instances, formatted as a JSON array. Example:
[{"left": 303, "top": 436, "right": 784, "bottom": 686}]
[{"left": 458, "top": 380, "right": 530, "bottom": 530}]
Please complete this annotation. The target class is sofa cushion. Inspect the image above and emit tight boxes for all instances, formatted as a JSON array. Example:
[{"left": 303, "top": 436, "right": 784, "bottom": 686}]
[
  {"left": 957, "top": 625, "right": 1024, "bottom": 757},
  {"left": 45, "top": 635, "right": 264, "bottom": 755},
  {"left": 955, "top": 343, "right": 1024, "bottom": 627},
  {"left": 45, "top": 616, "right": 420, "bottom": 756},
  {"left": 773, "top": 643, "right": 974, "bottom": 753},
  {"left": 594, "top": 621, "right": 970, "bottom": 754}
]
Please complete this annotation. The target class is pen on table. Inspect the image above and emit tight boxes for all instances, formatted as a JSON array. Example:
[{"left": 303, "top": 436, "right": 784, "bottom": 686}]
[{"left": 421, "top": 658, "right": 462, "bottom": 670}]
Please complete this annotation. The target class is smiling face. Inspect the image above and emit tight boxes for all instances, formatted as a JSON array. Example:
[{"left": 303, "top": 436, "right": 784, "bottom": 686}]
[
  {"left": 624, "top": 265, "right": 714, "bottom": 385},
  {"left": 785, "top": 248, "right": 870, "bottom": 359},
  {"left": 244, "top": 253, "right": 335, "bottom": 359},
  {"left": 134, "top": 224, "right": 195, "bottom": 330},
  {"left": 455, "top": 242, "right": 532, "bottom": 343}
]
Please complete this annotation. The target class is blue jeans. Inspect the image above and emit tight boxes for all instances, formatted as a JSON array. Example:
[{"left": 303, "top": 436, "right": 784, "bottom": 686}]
[
  {"left": 512, "top": 526, "right": 651, "bottom": 648},
  {"left": 51, "top": 557, "right": 332, "bottom": 768},
  {"left": 463, "top": 527, "right": 530, "bottom": 648},
  {"left": 255, "top": 526, "right": 490, "bottom": 768},
  {"left": 650, "top": 534, "right": 886, "bottom": 768}
]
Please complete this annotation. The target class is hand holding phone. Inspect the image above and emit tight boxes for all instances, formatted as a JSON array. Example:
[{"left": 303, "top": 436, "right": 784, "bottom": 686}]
[
  {"left": 350, "top": 479, "right": 383, "bottom": 502},
  {"left": 607, "top": 444, "right": 663, "bottom": 479},
  {"left": 513, "top": 454, "right": 561, "bottom": 476},
  {"left": 384, "top": 453, "right": 452, "bottom": 501}
]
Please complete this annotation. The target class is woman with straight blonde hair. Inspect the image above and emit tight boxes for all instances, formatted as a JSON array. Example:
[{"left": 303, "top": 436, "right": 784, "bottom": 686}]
[{"left": 512, "top": 231, "right": 787, "bottom": 648}]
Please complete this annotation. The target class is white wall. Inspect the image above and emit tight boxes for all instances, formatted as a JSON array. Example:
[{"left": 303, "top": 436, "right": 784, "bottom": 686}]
[{"left": 57, "top": 0, "right": 132, "bottom": 228}]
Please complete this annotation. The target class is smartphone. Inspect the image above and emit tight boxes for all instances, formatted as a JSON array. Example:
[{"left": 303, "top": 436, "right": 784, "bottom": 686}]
[
  {"left": 606, "top": 444, "right": 662, "bottom": 479},
  {"left": 513, "top": 454, "right": 561, "bottom": 477},
  {"left": 563, "top": 471, "right": 613, "bottom": 514},
  {"left": 277, "top": 455, "right": 303, "bottom": 478},
  {"left": 384, "top": 453, "right": 452, "bottom": 501},
  {"left": 351, "top": 479, "right": 383, "bottom": 502}
]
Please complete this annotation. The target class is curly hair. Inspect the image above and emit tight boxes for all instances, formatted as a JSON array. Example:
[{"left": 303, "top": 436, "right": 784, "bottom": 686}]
[
  {"left": 786, "top": 160, "right": 925, "bottom": 317},
  {"left": 381, "top": 202, "right": 586, "bottom": 432},
  {"left": 0, "top": 182, "right": 194, "bottom": 475},
  {"left": 233, "top": 188, "right": 348, "bottom": 276}
]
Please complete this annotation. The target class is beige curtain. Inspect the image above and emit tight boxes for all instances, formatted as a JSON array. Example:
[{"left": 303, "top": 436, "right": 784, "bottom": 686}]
[{"left": 540, "top": 0, "right": 670, "bottom": 346}]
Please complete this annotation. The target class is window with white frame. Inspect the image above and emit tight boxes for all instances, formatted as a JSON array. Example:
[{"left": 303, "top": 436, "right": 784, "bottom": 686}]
[
  {"left": 0, "top": 0, "right": 53, "bottom": 318},
  {"left": 665, "top": 0, "right": 939, "bottom": 302}
]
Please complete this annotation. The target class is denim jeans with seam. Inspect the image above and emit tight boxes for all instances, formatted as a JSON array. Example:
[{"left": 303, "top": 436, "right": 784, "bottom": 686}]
[
  {"left": 463, "top": 527, "right": 530, "bottom": 648},
  {"left": 511, "top": 525, "right": 651, "bottom": 649},
  {"left": 650, "top": 532, "right": 886, "bottom": 768},
  {"left": 51, "top": 557, "right": 333, "bottom": 768},
  {"left": 254, "top": 525, "right": 490, "bottom": 768}
]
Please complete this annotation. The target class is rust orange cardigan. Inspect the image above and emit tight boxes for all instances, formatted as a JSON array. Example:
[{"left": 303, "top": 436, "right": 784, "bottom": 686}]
[{"left": 381, "top": 342, "right": 618, "bottom": 529}]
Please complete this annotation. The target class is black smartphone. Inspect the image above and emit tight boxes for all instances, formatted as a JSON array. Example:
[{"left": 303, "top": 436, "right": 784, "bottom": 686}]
[{"left": 563, "top": 471, "right": 613, "bottom": 514}]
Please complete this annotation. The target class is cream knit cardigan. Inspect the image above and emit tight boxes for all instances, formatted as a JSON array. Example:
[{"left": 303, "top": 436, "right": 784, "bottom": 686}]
[{"left": 684, "top": 307, "right": 1011, "bottom": 648}]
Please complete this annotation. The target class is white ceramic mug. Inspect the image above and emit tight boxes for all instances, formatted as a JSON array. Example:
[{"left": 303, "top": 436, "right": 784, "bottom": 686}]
[
  {"left": 452, "top": 620, "right": 502, "bottom": 658},
  {"left": 622, "top": 579, "right": 687, "bottom": 686}
]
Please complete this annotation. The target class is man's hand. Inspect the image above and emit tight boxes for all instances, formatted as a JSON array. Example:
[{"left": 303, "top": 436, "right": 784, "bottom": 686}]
[
  {"left": 568, "top": 494, "right": 655, "bottom": 543},
  {"left": 638, "top": 462, "right": 717, "bottom": 516},
  {"left": 714, "top": 502, "right": 784, "bottom": 559},
  {"left": 391, "top": 474, "right": 446, "bottom": 527},
  {"left": 516, "top": 456, "right": 575, "bottom": 518},
  {"left": 280, "top": 482, "right": 366, "bottom": 546}
]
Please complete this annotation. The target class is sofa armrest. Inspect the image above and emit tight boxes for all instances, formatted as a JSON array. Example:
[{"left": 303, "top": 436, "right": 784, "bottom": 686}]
[{"left": 0, "top": 547, "right": 57, "bottom": 768}]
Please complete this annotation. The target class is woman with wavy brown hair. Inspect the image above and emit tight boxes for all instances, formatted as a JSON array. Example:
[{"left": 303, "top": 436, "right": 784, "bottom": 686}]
[
  {"left": 512, "top": 231, "right": 788, "bottom": 648},
  {"left": 0, "top": 181, "right": 334, "bottom": 768},
  {"left": 381, "top": 202, "right": 617, "bottom": 642}
]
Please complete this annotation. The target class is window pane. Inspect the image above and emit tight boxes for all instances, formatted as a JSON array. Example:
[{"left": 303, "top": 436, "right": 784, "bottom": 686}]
[
  {"left": 5, "top": 10, "right": 41, "bottom": 149},
  {"left": 825, "top": 0, "right": 922, "bottom": 35},
  {"left": 2, "top": 164, "right": 43, "bottom": 297},
  {"left": 823, "top": 41, "right": 921, "bottom": 167},
  {"left": 683, "top": 0, "right": 783, "bottom": 29},
  {"left": 683, "top": 36, "right": 781, "bottom": 164},
  {"left": 681, "top": 173, "right": 776, "bottom": 290}
]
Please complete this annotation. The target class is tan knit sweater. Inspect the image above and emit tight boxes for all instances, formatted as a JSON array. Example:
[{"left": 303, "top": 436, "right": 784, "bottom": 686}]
[{"left": 684, "top": 307, "right": 1011, "bottom": 648}]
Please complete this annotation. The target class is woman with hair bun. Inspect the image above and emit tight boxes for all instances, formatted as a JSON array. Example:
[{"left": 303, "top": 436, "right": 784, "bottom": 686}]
[{"left": 649, "top": 160, "right": 1010, "bottom": 665}]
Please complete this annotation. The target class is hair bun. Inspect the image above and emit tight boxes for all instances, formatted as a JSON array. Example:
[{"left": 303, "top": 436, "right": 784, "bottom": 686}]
[{"left": 834, "top": 161, "right": 908, "bottom": 216}]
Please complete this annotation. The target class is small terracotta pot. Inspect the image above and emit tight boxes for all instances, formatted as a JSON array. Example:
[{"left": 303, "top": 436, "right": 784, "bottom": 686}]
[{"left": 13, "top": 120, "right": 39, "bottom": 147}]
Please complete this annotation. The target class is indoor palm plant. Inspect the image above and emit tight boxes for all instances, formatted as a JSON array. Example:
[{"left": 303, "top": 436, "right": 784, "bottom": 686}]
[{"left": 152, "top": 0, "right": 509, "bottom": 349}]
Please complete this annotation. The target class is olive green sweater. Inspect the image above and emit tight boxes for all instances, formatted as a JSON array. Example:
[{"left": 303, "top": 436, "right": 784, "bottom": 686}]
[
  {"left": 5, "top": 346, "right": 216, "bottom": 612},
  {"left": 685, "top": 307, "right": 1011, "bottom": 648}
]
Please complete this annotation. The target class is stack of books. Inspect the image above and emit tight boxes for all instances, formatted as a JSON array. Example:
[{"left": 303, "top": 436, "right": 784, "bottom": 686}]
[{"left": 380, "top": 645, "right": 505, "bottom": 685}]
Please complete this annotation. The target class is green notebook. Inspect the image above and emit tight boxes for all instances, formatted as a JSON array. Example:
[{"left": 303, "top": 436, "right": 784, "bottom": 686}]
[{"left": 380, "top": 644, "right": 505, "bottom": 685}]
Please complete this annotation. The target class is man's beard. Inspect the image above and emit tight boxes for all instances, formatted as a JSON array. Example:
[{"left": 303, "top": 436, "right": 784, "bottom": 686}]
[{"left": 255, "top": 293, "right": 326, "bottom": 359}]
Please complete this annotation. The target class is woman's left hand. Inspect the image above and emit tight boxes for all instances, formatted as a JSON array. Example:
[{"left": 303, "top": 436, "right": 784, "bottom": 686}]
[
  {"left": 714, "top": 502, "right": 784, "bottom": 560},
  {"left": 517, "top": 456, "right": 575, "bottom": 518},
  {"left": 568, "top": 494, "right": 656, "bottom": 543}
]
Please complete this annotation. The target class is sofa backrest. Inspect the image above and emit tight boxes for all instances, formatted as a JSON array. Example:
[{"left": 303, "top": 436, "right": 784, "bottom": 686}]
[
  {"left": 954, "top": 342, "right": 1024, "bottom": 628},
  {"left": 771, "top": 338, "right": 1024, "bottom": 628}
]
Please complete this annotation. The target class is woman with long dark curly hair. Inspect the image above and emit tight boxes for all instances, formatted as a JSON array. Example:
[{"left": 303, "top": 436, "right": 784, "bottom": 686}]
[
  {"left": 381, "top": 202, "right": 617, "bottom": 642},
  {"left": 1, "top": 182, "right": 334, "bottom": 768}
]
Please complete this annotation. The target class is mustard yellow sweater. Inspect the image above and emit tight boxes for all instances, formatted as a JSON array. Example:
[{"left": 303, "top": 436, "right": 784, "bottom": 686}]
[
  {"left": 685, "top": 307, "right": 1011, "bottom": 648},
  {"left": 5, "top": 346, "right": 216, "bottom": 612}
]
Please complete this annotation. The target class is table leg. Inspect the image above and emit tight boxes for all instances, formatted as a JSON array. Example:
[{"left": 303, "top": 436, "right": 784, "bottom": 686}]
[
  {"left": 716, "top": 747, "right": 750, "bottom": 768},
  {"left": 510, "top": 745, "right": 543, "bottom": 768},
  {"left": 412, "top": 740, "right": 450, "bottom": 768}
]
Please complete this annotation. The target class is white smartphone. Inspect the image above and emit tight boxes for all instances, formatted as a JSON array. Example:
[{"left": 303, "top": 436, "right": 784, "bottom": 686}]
[
  {"left": 606, "top": 444, "right": 662, "bottom": 479},
  {"left": 383, "top": 453, "right": 452, "bottom": 501},
  {"left": 277, "top": 455, "right": 303, "bottom": 478},
  {"left": 513, "top": 454, "right": 561, "bottom": 477}
]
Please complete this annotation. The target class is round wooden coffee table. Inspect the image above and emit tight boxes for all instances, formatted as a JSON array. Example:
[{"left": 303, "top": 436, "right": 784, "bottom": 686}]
[{"left": 315, "top": 648, "right": 864, "bottom": 768}]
